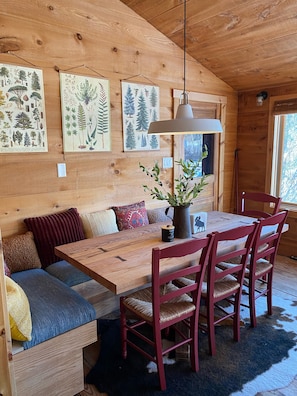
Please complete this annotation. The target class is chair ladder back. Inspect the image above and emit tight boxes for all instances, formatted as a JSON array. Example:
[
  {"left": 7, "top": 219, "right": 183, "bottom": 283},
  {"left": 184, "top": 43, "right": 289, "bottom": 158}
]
[
  {"left": 251, "top": 210, "right": 288, "bottom": 263},
  {"left": 240, "top": 191, "right": 281, "bottom": 218},
  {"left": 208, "top": 223, "right": 258, "bottom": 282},
  {"left": 151, "top": 235, "right": 214, "bottom": 322}
]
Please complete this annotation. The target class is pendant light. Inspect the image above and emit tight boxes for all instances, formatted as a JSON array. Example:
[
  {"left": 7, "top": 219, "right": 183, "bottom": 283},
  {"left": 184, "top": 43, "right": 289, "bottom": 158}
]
[{"left": 148, "top": 0, "right": 223, "bottom": 135}]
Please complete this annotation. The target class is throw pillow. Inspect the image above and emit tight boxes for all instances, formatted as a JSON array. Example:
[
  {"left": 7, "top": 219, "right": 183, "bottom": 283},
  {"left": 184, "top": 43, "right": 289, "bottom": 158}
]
[
  {"left": 4, "top": 260, "right": 11, "bottom": 277},
  {"left": 3, "top": 232, "right": 41, "bottom": 273},
  {"left": 81, "top": 209, "right": 119, "bottom": 238},
  {"left": 24, "top": 208, "right": 85, "bottom": 268},
  {"left": 5, "top": 275, "right": 32, "bottom": 341},
  {"left": 147, "top": 207, "right": 173, "bottom": 224},
  {"left": 112, "top": 201, "right": 149, "bottom": 231}
]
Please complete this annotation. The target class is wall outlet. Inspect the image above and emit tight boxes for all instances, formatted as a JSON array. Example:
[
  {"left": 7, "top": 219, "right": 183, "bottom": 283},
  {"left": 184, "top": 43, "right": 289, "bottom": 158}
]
[{"left": 162, "top": 157, "right": 173, "bottom": 169}]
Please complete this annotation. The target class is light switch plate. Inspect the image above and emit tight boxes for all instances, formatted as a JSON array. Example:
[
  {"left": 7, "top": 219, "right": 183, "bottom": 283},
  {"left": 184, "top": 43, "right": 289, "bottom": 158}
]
[
  {"left": 57, "top": 163, "right": 67, "bottom": 178},
  {"left": 162, "top": 157, "right": 173, "bottom": 169}
]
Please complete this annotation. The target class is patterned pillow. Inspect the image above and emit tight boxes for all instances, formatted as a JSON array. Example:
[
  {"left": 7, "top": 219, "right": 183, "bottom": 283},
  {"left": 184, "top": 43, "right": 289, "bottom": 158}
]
[
  {"left": 24, "top": 208, "right": 85, "bottom": 268},
  {"left": 3, "top": 232, "right": 41, "bottom": 273},
  {"left": 5, "top": 275, "right": 32, "bottom": 341},
  {"left": 112, "top": 201, "right": 149, "bottom": 231}
]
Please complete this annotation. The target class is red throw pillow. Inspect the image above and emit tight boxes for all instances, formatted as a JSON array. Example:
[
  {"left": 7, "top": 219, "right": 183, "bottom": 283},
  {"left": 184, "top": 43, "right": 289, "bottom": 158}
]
[
  {"left": 112, "top": 201, "right": 149, "bottom": 231},
  {"left": 24, "top": 208, "right": 85, "bottom": 268}
]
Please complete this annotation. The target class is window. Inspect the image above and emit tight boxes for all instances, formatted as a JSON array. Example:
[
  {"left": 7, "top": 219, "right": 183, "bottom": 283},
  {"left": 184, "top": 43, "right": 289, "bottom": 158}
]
[
  {"left": 272, "top": 112, "right": 297, "bottom": 204},
  {"left": 183, "top": 133, "right": 214, "bottom": 176}
]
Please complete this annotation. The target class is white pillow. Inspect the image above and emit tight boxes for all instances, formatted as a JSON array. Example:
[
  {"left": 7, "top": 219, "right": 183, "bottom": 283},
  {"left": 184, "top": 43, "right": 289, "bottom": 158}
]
[{"left": 81, "top": 209, "right": 119, "bottom": 238}]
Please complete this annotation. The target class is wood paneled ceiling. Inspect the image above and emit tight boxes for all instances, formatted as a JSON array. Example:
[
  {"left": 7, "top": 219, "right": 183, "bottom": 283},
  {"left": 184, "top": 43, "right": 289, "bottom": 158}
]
[{"left": 120, "top": 0, "right": 297, "bottom": 92}]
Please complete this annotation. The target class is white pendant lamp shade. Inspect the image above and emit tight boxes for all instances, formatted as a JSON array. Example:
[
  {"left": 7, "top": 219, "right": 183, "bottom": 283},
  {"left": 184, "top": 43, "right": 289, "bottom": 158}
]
[
  {"left": 148, "top": 1, "right": 223, "bottom": 136},
  {"left": 148, "top": 103, "right": 223, "bottom": 135}
]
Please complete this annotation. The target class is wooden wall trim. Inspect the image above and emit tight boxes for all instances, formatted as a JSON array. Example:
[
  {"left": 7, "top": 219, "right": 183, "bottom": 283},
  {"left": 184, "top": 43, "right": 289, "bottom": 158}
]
[{"left": 0, "top": 232, "right": 16, "bottom": 396}]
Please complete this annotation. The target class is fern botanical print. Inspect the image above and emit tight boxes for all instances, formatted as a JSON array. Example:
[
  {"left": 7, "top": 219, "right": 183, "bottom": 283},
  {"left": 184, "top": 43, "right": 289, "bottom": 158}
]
[
  {"left": 60, "top": 73, "right": 111, "bottom": 152},
  {"left": 0, "top": 63, "right": 48, "bottom": 153},
  {"left": 121, "top": 81, "right": 160, "bottom": 151}
]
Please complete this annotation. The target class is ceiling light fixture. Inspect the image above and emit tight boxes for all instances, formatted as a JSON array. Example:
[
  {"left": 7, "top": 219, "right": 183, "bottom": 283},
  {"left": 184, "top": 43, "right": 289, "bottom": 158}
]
[
  {"left": 148, "top": 0, "right": 223, "bottom": 135},
  {"left": 256, "top": 91, "right": 268, "bottom": 106}
]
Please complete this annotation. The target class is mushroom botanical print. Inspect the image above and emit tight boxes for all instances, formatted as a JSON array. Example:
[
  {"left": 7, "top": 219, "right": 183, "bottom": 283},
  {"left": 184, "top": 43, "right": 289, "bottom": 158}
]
[{"left": 0, "top": 64, "right": 48, "bottom": 153}]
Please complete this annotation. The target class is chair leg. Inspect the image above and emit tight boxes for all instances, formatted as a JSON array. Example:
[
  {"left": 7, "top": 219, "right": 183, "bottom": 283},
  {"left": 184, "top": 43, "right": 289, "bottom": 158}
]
[
  {"left": 233, "top": 293, "right": 241, "bottom": 342},
  {"left": 190, "top": 318, "right": 199, "bottom": 372},
  {"left": 120, "top": 298, "right": 127, "bottom": 359},
  {"left": 155, "top": 331, "right": 166, "bottom": 391},
  {"left": 207, "top": 300, "right": 216, "bottom": 356},
  {"left": 267, "top": 273, "right": 273, "bottom": 316},
  {"left": 249, "top": 280, "right": 257, "bottom": 328}
]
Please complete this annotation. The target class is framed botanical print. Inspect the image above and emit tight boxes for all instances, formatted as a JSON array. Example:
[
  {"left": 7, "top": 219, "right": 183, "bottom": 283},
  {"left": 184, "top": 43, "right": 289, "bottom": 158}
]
[
  {"left": 60, "top": 72, "right": 111, "bottom": 152},
  {"left": 0, "top": 63, "right": 48, "bottom": 153},
  {"left": 121, "top": 81, "right": 160, "bottom": 151}
]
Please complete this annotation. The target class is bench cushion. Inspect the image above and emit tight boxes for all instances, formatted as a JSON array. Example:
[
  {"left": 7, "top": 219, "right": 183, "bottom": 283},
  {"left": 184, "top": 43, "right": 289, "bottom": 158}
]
[
  {"left": 11, "top": 269, "right": 96, "bottom": 349},
  {"left": 45, "top": 260, "right": 92, "bottom": 287}
]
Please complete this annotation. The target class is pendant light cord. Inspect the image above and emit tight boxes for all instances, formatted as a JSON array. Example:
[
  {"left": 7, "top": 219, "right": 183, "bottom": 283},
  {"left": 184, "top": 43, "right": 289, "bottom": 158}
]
[
  {"left": 182, "top": 0, "right": 188, "bottom": 104},
  {"left": 183, "top": 0, "right": 187, "bottom": 95}
]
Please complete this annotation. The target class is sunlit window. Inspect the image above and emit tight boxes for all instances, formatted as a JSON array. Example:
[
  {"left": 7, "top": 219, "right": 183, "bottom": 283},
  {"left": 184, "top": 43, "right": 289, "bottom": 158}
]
[{"left": 272, "top": 113, "right": 297, "bottom": 204}]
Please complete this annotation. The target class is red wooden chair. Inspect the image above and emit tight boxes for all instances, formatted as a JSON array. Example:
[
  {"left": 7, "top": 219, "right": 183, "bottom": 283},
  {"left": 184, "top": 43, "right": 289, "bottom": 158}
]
[
  {"left": 200, "top": 223, "right": 258, "bottom": 355},
  {"left": 239, "top": 191, "right": 281, "bottom": 219},
  {"left": 244, "top": 210, "right": 288, "bottom": 327},
  {"left": 120, "top": 235, "right": 214, "bottom": 391}
]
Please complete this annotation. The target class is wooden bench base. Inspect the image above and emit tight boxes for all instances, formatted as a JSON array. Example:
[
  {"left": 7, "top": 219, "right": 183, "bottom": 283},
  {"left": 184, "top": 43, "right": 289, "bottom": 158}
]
[
  {"left": 72, "top": 279, "right": 120, "bottom": 318},
  {"left": 13, "top": 320, "right": 97, "bottom": 396}
]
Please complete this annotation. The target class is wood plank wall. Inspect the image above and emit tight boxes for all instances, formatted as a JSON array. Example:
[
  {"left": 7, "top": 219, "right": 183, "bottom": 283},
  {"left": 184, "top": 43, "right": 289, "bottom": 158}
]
[
  {"left": 238, "top": 84, "right": 297, "bottom": 256},
  {"left": 0, "top": 0, "right": 237, "bottom": 238}
]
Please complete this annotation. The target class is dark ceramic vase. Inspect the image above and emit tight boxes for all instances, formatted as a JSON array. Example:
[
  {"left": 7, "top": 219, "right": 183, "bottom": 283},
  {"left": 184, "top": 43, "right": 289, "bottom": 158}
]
[{"left": 166, "top": 205, "right": 192, "bottom": 239}]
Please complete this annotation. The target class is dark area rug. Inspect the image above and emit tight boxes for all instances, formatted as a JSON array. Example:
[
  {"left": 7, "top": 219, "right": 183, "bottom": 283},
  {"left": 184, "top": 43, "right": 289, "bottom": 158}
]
[{"left": 86, "top": 296, "right": 297, "bottom": 396}]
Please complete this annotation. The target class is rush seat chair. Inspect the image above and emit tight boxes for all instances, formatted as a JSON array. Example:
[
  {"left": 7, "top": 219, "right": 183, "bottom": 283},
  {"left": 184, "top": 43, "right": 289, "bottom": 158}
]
[
  {"left": 200, "top": 223, "right": 258, "bottom": 355},
  {"left": 178, "top": 223, "right": 258, "bottom": 356},
  {"left": 120, "top": 235, "right": 214, "bottom": 391},
  {"left": 239, "top": 191, "right": 281, "bottom": 219},
  {"left": 243, "top": 210, "right": 288, "bottom": 327}
]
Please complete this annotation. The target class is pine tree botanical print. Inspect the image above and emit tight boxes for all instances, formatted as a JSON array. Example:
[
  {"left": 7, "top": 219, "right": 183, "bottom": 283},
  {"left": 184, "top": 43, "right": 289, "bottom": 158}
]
[
  {"left": 0, "top": 64, "right": 48, "bottom": 152},
  {"left": 60, "top": 73, "right": 111, "bottom": 152},
  {"left": 121, "top": 81, "right": 160, "bottom": 151}
]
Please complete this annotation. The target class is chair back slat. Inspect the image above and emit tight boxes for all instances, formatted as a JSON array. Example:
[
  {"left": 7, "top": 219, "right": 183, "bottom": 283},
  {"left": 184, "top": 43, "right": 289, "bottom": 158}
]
[{"left": 239, "top": 191, "right": 281, "bottom": 218}]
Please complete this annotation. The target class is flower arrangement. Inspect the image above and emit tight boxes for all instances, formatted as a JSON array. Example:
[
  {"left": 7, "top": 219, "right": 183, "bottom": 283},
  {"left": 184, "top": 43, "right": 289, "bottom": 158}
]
[{"left": 139, "top": 145, "right": 208, "bottom": 207}]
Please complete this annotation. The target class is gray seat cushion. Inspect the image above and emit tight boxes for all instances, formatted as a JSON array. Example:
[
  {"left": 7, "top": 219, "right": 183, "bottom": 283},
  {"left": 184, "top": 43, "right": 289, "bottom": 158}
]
[
  {"left": 45, "top": 260, "right": 92, "bottom": 287},
  {"left": 11, "top": 269, "right": 96, "bottom": 349}
]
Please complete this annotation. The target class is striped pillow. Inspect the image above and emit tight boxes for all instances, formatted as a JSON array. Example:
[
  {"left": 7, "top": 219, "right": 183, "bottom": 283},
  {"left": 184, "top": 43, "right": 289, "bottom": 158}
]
[{"left": 24, "top": 208, "right": 85, "bottom": 268}]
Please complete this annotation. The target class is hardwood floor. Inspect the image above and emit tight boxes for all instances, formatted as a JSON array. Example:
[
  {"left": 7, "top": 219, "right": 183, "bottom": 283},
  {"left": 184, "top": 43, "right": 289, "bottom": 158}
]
[{"left": 76, "top": 255, "right": 297, "bottom": 396}]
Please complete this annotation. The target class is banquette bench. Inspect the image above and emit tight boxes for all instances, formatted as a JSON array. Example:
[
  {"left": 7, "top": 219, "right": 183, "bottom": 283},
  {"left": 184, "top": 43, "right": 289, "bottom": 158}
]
[{"left": 1, "top": 202, "right": 169, "bottom": 395}]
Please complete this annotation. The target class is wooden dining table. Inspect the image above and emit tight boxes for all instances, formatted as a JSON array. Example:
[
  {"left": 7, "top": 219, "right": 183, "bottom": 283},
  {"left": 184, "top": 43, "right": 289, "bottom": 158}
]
[{"left": 54, "top": 211, "right": 263, "bottom": 296}]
